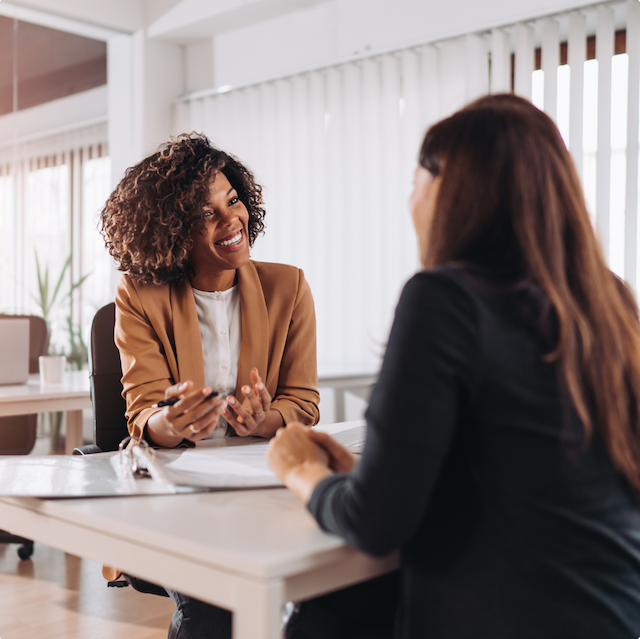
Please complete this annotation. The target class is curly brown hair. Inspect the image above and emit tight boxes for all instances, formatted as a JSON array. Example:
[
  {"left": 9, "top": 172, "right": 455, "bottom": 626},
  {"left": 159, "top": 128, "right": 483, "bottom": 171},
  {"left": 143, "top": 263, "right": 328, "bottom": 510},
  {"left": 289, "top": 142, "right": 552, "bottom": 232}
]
[{"left": 100, "top": 133, "right": 266, "bottom": 286}]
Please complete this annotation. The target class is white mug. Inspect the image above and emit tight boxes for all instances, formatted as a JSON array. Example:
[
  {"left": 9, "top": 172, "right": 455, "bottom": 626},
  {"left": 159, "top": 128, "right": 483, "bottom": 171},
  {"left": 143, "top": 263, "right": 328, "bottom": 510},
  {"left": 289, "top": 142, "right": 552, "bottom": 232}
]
[{"left": 39, "top": 355, "right": 66, "bottom": 384}]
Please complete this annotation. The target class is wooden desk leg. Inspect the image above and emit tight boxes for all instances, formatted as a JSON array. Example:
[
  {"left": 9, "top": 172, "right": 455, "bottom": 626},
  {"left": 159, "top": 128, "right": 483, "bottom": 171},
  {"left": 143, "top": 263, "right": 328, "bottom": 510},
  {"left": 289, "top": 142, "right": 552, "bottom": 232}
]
[
  {"left": 233, "top": 580, "right": 284, "bottom": 639},
  {"left": 65, "top": 410, "right": 84, "bottom": 455}
]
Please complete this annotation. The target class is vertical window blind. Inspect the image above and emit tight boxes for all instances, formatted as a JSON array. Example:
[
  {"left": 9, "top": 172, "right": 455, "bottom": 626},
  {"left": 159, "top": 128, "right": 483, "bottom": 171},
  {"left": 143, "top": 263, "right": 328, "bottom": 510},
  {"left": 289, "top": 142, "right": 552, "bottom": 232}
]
[
  {"left": 0, "top": 123, "right": 112, "bottom": 354},
  {"left": 175, "top": 0, "right": 640, "bottom": 372}
]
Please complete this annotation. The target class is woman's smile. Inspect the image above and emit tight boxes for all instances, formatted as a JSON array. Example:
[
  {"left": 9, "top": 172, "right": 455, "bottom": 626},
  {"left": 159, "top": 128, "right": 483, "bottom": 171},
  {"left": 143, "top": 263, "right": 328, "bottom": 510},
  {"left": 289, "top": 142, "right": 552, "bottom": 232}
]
[{"left": 215, "top": 228, "right": 244, "bottom": 248}]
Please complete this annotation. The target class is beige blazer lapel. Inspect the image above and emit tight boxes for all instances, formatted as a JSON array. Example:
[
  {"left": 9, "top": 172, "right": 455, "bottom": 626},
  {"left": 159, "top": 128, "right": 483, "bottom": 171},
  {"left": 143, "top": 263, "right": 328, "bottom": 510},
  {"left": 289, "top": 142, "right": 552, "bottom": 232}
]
[
  {"left": 171, "top": 279, "right": 206, "bottom": 388},
  {"left": 236, "top": 261, "right": 269, "bottom": 398}
]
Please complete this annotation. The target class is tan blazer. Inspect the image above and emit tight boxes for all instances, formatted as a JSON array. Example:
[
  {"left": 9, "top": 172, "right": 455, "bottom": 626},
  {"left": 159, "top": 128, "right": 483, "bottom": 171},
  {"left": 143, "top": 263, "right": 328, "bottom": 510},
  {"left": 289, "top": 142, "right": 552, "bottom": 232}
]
[
  {"left": 115, "top": 259, "right": 320, "bottom": 439},
  {"left": 103, "top": 261, "right": 319, "bottom": 582}
]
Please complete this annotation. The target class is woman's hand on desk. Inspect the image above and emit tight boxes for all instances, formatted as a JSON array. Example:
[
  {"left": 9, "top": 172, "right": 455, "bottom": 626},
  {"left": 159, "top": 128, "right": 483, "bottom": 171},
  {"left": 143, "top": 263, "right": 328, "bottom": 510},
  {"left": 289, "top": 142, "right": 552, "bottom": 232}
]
[
  {"left": 306, "top": 429, "right": 356, "bottom": 473},
  {"left": 224, "top": 368, "right": 283, "bottom": 438},
  {"left": 147, "top": 381, "right": 227, "bottom": 447},
  {"left": 267, "top": 422, "right": 333, "bottom": 504}
]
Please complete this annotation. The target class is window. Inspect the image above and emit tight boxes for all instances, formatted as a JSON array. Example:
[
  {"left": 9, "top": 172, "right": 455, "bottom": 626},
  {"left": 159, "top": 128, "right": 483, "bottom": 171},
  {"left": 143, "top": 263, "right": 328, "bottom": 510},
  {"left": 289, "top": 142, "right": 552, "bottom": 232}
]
[{"left": 0, "top": 136, "right": 113, "bottom": 361}]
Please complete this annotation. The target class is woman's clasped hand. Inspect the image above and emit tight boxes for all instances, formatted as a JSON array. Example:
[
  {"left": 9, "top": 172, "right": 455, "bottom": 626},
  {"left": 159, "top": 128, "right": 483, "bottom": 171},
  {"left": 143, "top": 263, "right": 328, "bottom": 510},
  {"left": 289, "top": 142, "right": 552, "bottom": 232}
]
[{"left": 267, "top": 423, "right": 356, "bottom": 503}]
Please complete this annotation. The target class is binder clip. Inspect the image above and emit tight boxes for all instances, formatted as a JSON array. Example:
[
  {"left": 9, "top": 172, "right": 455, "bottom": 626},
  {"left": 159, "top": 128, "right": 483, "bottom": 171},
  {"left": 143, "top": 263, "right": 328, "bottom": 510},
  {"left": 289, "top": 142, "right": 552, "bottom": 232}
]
[
  {"left": 114, "top": 435, "right": 176, "bottom": 490},
  {"left": 118, "top": 435, "right": 153, "bottom": 479}
]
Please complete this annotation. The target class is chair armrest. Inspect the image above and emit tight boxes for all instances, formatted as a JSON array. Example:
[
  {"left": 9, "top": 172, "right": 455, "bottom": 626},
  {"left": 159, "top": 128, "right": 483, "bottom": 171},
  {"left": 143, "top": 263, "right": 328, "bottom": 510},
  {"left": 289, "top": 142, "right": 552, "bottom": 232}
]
[{"left": 72, "top": 444, "right": 103, "bottom": 455}]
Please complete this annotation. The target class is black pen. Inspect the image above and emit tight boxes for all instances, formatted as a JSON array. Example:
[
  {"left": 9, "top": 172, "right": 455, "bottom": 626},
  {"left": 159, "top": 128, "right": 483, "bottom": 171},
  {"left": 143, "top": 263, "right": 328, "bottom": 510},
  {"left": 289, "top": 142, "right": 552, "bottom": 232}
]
[{"left": 154, "top": 390, "right": 222, "bottom": 408}]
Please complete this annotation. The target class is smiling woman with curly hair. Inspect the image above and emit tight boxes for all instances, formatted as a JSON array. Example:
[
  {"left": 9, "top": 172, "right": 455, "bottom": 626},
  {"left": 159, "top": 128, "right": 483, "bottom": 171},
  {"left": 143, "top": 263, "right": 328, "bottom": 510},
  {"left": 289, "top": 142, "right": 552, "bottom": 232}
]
[
  {"left": 101, "top": 134, "right": 266, "bottom": 286},
  {"left": 99, "top": 133, "right": 319, "bottom": 639}
]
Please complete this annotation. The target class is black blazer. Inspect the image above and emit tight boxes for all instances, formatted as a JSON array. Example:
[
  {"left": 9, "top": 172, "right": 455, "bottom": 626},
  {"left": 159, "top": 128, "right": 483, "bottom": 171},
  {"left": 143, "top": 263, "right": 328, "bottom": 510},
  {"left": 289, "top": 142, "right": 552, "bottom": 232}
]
[{"left": 310, "top": 267, "right": 640, "bottom": 639}]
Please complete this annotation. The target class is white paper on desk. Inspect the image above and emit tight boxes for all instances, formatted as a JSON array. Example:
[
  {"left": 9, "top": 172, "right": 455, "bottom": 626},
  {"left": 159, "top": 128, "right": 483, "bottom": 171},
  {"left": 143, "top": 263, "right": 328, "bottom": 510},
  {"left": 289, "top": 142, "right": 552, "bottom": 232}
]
[
  {"left": 0, "top": 453, "right": 202, "bottom": 498},
  {"left": 155, "top": 440, "right": 282, "bottom": 489}
]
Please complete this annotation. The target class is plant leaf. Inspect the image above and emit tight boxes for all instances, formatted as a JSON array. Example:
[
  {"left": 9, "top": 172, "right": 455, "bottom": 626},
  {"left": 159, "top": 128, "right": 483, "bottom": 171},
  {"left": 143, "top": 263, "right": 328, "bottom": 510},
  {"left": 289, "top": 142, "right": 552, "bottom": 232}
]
[
  {"left": 34, "top": 251, "right": 51, "bottom": 319},
  {"left": 58, "top": 271, "right": 92, "bottom": 304},
  {"left": 49, "top": 255, "right": 71, "bottom": 311}
]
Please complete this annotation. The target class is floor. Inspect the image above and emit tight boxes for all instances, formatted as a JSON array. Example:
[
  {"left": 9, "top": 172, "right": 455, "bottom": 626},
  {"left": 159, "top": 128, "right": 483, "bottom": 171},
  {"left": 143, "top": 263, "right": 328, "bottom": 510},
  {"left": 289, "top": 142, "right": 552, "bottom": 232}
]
[{"left": 0, "top": 541, "right": 175, "bottom": 639}]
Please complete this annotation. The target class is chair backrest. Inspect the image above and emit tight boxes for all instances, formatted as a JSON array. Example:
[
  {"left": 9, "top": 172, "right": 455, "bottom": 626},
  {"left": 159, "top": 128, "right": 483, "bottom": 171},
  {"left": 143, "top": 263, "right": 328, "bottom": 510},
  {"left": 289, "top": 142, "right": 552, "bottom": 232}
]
[
  {"left": 0, "top": 315, "right": 49, "bottom": 454},
  {"left": 0, "top": 314, "right": 49, "bottom": 374},
  {"left": 90, "top": 303, "right": 129, "bottom": 452}
]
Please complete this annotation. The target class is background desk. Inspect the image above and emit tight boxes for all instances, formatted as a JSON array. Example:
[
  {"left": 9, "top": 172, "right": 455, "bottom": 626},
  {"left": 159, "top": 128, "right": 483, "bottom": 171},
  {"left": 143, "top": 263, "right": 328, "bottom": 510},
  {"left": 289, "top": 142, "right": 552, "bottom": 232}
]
[
  {"left": 0, "top": 370, "right": 91, "bottom": 454},
  {"left": 0, "top": 488, "right": 397, "bottom": 639},
  {"left": 318, "top": 365, "right": 378, "bottom": 422}
]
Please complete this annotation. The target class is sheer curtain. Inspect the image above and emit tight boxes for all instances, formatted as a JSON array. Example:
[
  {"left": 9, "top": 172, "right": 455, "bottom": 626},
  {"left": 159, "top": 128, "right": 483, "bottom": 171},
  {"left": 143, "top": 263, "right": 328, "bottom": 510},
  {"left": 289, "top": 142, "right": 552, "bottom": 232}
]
[
  {"left": 176, "top": 0, "right": 640, "bottom": 372},
  {"left": 0, "top": 123, "right": 113, "bottom": 355}
]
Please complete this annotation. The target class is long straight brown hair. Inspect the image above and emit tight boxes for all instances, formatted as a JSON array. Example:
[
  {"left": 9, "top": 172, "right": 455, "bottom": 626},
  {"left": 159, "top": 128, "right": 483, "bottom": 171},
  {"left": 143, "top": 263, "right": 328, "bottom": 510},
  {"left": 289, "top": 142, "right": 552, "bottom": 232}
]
[{"left": 420, "top": 94, "right": 640, "bottom": 492}]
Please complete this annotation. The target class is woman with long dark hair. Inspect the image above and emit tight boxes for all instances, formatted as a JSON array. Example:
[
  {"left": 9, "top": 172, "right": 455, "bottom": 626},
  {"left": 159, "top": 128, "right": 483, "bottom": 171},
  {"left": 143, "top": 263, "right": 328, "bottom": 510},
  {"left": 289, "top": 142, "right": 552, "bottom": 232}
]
[{"left": 268, "top": 94, "right": 640, "bottom": 638}]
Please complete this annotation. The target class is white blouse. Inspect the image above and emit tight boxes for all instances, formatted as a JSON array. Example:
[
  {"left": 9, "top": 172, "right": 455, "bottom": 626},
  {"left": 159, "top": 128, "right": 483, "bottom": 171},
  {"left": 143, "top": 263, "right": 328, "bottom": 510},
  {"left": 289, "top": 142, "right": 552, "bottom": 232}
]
[{"left": 192, "top": 285, "right": 241, "bottom": 437}]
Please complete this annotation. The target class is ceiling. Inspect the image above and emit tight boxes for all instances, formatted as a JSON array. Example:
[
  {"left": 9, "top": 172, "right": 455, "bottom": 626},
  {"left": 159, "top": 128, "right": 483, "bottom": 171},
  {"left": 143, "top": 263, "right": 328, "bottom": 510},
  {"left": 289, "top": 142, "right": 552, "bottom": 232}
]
[{"left": 1, "top": 0, "right": 332, "bottom": 41}]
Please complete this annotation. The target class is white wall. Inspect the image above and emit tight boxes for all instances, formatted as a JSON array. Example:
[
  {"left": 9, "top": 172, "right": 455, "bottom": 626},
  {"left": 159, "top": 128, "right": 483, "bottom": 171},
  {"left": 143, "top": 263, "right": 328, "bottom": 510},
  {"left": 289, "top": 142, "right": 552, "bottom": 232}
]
[
  {"left": 107, "top": 35, "right": 135, "bottom": 187},
  {"left": 132, "top": 33, "right": 184, "bottom": 160},
  {"left": 0, "top": 86, "right": 107, "bottom": 151},
  {"left": 185, "top": 39, "right": 215, "bottom": 93},
  {"left": 211, "top": 0, "right": 606, "bottom": 89},
  {"left": 106, "top": 32, "right": 183, "bottom": 189}
]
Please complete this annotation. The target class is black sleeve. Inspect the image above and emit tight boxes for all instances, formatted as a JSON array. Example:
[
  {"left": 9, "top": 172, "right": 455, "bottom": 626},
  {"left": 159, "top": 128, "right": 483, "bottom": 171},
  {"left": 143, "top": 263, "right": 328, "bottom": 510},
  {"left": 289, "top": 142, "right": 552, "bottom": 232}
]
[{"left": 308, "top": 270, "right": 480, "bottom": 556}]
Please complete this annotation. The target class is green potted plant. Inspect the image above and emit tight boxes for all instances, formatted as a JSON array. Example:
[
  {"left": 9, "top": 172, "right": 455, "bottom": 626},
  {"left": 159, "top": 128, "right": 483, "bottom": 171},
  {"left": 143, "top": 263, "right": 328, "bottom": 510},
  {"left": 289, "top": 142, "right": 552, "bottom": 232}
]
[{"left": 33, "top": 252, "right": 90, "bottom": 452}]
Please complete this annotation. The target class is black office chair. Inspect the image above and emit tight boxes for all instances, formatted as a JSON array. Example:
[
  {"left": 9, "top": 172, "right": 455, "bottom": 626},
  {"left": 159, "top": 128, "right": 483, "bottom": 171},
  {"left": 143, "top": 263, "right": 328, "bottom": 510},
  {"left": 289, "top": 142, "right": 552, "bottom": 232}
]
[
  {"left": 0, "top": 314, "right": 49, "bottom": 559},
  {"left": 73, "top": 302, "right": 168, "bottom": 597},
  {"left": 86, "top": 302, "right": 129, "bottom": 453}
]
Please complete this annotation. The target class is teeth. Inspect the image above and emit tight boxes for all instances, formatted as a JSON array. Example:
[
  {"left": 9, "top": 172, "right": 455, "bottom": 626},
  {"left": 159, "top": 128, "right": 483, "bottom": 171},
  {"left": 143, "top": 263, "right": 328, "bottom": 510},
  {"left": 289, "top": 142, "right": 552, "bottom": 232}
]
[{"left": 217, "top": 231, "right": 242, "bottom": 247}]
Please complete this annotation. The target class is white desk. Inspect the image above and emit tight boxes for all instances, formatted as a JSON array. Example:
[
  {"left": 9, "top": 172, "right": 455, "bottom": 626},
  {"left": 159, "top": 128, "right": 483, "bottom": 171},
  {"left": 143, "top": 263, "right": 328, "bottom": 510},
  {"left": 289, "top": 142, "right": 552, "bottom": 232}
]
[
  {"left": 0, "top": 489, "right": 397, "bottom": 639},
  {"left": 0, "top": 422, "right": 397, "bottom": 638},
  {"left": 0, "top": 370, "right": 91, "bottom": 454}
]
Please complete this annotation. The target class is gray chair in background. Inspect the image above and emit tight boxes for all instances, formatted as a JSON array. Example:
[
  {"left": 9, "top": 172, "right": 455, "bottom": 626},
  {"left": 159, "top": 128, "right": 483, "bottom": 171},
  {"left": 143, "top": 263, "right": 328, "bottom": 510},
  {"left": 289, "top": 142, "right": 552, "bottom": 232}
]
[{"left": 0, "top": 314, "right": 49, "bottom": 558}]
